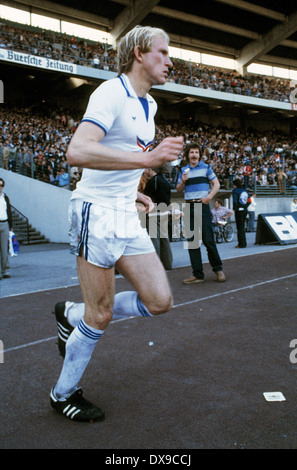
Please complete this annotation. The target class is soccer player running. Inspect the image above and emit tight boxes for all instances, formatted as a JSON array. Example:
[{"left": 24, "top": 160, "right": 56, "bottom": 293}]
[{"left": 50, "top": 26, "right": 184, "bottom": 422}]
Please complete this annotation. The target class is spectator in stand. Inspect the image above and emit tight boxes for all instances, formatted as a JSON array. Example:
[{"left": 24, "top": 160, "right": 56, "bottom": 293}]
[
  {"left": 259, "top": 170, "right": 268, "bottom": 186},
  {"left": 21, "top": 146, "right": 32, "bottom": 177},
  {"left": 243, "top": 161, "right": 253, "bottom": 189},
  {"left": 92, "top": 55, "right": 100, "bottom": 68},
  {"left": 2, "top": 142, "right": 10, "bottom": 170},
  {"left": 48, "top": 165, "right": 56, "bottom": 185},
  {"left": 55, "top": 168, "right": 69, "bottom": 188},
  {"left": 267, "top": 167, "right": 276, "bottom": 185},
  {"left": 287, "top": 166, "right": 297, "bottom": 188},
  {"left": 276, "top": 167, "right": 287, "bottom": 195}
]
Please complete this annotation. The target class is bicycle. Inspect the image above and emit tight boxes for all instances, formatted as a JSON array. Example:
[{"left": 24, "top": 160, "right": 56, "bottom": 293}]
[{"left": 214, "top": 220, "right": 234, "bottom": 243}]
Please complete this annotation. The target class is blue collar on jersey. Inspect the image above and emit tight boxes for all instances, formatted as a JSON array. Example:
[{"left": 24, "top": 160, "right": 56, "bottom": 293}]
[
  {"left": 119, "top": 74, "right": 134, "bottom": 97},
  {"left": 119, "top": 74, "right": 150, "bottom": 121}
]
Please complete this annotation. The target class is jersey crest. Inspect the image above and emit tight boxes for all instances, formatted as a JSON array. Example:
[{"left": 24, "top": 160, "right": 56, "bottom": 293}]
[{"left": 137, "top": 137, "right": 154, "bottom": 152}]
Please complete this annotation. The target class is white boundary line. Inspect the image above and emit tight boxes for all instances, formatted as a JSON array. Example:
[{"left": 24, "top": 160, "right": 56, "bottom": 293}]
[
  {"left": 0, "top": 282, "right": 80, "bottom": 299},
  {"left": 172, "top": 272, "right": 297, "bottom": 309},
  {"left": 3, "top": 273, "right": 297, "bottom": 354},
  {"left": 4, "top": 336, "right": 57, "bottom": 353}
]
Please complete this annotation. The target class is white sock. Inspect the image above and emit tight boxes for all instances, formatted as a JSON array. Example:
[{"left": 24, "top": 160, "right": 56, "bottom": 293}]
[
  {"left": 113, "top": 291, "right": 153, "bottom": 318},
  {"left": 54, "top": 319, "right": 104, "bottom": 399},
  {"left": 66, "top": 292, "right": 152, "bottom": 327},
  {"left": 65, "top": 301, "right": 84, "bottom": 327}
]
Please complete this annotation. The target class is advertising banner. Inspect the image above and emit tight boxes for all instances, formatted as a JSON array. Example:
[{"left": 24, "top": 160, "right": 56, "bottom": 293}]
[
  {"left": 256, "top": 212, "right": 297, "bottom": 245},
  {"left": 0, "top": 47, "right": 76, "bottom": 75}
]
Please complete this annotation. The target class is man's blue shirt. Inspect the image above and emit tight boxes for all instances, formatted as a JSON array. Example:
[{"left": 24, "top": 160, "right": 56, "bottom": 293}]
[{"left": 178, "top": 162, "right": 216, "bottom": 200}]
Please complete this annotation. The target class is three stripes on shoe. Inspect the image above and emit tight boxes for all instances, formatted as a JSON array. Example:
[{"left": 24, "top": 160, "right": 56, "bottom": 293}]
[
  {"left": 57, "top": 320, "right": 70, "bottom": 343},
  {"left": 50, "top": 390, "right": 81, "bottom": 420}
]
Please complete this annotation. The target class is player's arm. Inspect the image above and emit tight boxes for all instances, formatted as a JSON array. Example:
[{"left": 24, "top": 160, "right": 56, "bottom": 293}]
[
  {"left": 136, "top": 192, "right": 154, "bottom": 214},
  {"left": 67, "top": 121, "right": 184, "bottom": 171}
]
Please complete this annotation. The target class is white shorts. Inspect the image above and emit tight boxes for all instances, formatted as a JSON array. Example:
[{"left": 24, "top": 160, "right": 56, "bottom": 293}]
[{"left": 69, "top": 200, "right": 155, "bottom": 268}]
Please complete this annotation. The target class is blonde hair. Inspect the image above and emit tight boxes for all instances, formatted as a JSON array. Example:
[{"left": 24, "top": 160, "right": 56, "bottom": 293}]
[{"left": 117, "top": 25, "right": 170, "bottom": 75}]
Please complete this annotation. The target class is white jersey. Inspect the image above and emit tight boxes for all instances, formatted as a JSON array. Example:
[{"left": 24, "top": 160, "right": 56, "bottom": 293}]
[{"left": 71, "top": 74, "right": 157, "bottom": 212}]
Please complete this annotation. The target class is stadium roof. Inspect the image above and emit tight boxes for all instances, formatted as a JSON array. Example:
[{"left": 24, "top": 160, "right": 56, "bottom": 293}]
[{"left": 8, "top": 0, "right": 297, "bottom": 71}]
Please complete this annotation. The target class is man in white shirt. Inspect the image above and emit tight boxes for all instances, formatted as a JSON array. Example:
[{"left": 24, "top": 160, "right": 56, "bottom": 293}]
[
  {"left": 247, "top": 193, "right": 257, "bottom": 232},
  {"left": 291, "top": 198, "right": 297, "bottom": 212},
  {"left": 50, "top": 25, "right": 184, "bottom": 422},
  {"left": 0, "top": 178, "right": 12, "bottom": 279}
]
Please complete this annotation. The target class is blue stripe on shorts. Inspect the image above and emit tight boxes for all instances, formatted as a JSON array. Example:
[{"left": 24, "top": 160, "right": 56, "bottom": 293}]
[{"left": 79, "top": 202, "right": 92, "bottom": 261}]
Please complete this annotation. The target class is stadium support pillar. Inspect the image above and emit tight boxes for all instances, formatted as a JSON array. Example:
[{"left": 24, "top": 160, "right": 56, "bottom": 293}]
[
  {"left": 112, "top": 0, "right": 161, "bottom": 43},
  {"left": 236, "top": 63, "right": 247, "bottom": 77}
]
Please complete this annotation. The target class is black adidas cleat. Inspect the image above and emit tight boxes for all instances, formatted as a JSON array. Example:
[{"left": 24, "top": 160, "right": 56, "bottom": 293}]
[
  {"left": 50, "top": 388, "right": 105, "bottom": 423},
  {"left": 52, "top": 302, "right": 74, "bottom": 358}
]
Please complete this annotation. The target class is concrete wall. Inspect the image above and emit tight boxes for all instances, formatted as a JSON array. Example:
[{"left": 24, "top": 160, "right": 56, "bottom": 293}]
[
  {"left": 172, "top": 191, "right": 294, "bottom": 223},
  {"left": 0, "top": 169, "right": 71, "bottom": 243},
  {"left": 0, "top": 168, "right": 295, "bottom": 243},
  {"left": 221, "top": 194, "right": 293, "bottom": 220},
  {"left": 251, "top": 197, "right": 293, "bottom": 215}
]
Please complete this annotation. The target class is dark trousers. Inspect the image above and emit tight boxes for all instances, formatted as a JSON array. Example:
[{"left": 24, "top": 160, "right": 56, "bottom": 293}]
[
  {"left": 0, "top": 220, "right": 10, "bottom": 276},
  {"left": 187, "top": 203, "right": 223, "bottom": 279},
  {"left": 147, "top": 213, "right": 173, "bottom": 270},
  {"left": 235, "top": 209, "right": 247, "bottom": 247}
]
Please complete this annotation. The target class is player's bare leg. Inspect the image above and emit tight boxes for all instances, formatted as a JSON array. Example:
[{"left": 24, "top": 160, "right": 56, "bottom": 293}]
[
  {"left": 116, "top": 251, "right": 173, "bottom": 315},
  {"left": 77, "top": 253, "right": 115, "bottom": 330},
  {"left": 50, "top": 254, "right": 114, "bottom": 422}
]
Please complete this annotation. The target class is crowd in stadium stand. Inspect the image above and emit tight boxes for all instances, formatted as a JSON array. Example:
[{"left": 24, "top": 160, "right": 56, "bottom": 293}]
[
  {"left": 0, "top": 20, "right": 294, "bottom": 103},
  {"left": 154, "top": 120, "right": 297, "bottom": 192},
  {"left": 1, "top": 105, "right": 297, "bottom": 193},
  {"left": 0, "top": 21, "right": 297, "bottom": 193},
  {"left": 0, "top": 105, "right": 81, "bottom": 188}
]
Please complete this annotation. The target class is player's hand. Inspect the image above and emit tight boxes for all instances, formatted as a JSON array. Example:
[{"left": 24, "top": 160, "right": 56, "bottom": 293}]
[
  {"left": 136, "top": 192, "right": 154, "bottom": 214},
  {"left": 147, "top": 136, "right": 184, "bottom": 167}
]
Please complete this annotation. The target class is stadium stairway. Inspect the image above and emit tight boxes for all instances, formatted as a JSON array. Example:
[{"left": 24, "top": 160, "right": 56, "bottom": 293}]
[{"left": 11, "top": 206, "right": 49, "bottom": 245}]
